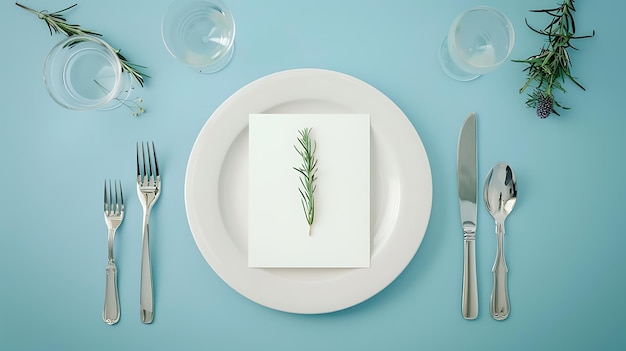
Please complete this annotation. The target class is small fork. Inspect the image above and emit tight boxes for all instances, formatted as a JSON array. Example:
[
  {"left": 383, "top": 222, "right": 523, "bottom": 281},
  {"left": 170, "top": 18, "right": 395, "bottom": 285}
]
[
  {"left": 103, "top": 179, "right": 124, "bottom": 325},
  {"left": 136, "top": 141, "right": 161, "bottom": 324}
]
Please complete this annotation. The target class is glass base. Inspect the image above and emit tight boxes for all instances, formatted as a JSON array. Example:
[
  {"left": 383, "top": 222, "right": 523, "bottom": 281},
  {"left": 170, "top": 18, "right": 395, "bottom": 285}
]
[
  {"left": 438, "top": 37, "right": 480, "bottom": 82},
  {"left": 195, "top": 45, "right": 234, "bottom": 74},
  {"left": 99, "top": 71, "right": 134, "bottom": 110}
]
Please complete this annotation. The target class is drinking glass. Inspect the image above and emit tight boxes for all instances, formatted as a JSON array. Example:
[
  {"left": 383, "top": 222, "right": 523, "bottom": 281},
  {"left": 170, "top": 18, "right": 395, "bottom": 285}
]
[
  {"left": 439, "top": 6, "right": 515, "bottom": 81},
  {"left": 161, "top": 0, "right": 236, "bottom": 73},
  {"left": 43, "top": 35, "right": 132, "bottom": 110}
]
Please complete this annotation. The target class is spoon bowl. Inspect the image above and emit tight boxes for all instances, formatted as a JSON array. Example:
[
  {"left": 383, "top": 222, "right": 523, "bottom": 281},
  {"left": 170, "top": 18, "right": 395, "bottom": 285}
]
[
  {"left": 484, "top": 162, "right": 517, "bottom": 221},
  {"left": 483, "top": 162, "right": 517, "bottom": 320}
]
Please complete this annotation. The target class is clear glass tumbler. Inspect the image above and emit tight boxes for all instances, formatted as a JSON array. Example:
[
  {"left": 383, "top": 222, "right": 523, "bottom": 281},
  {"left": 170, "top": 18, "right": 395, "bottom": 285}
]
[
  {"left": 43, "top": 35, "right": 132, "bottom": 110},
  {"left": 161, "top": 0, "right": 236, "bottom": 73},
  {"left": 439, "top": 6, "right": 515, "bottom": 81}
]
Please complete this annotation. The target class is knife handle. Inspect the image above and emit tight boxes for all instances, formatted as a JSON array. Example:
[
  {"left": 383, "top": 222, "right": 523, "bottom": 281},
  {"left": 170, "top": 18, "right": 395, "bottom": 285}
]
[
  {"left": 491, "top": 221, "right": 510, "bottom": 320},
  {"left": 462, "top": 231, "right": 478, "bottom": 320}
]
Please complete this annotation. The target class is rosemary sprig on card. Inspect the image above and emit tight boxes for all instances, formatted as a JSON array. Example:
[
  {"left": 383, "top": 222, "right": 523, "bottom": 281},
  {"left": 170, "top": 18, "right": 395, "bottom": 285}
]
[
  {"left": 16, "top": 2, "right": 149, "bottom": 87},
  {"left": 293, "top": 128, "right": 318, "bottom": 236}
]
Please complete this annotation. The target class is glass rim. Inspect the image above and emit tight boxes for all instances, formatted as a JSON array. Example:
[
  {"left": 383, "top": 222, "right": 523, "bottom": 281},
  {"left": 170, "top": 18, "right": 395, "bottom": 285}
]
[
  {"left": 448, "top": 6, "right": 515, "bottom": 69},
  {"left": 161, "top": 0, "right": 236, "bottom": 71},
  {"left": 43, "top": 35, "right": 124, "bottom": 110}
]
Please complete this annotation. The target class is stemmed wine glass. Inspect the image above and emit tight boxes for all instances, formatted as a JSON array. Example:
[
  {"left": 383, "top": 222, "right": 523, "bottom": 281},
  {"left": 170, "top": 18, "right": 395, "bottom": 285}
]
[
  {"left": 439, "top": 6, "right": 515, "bottom": 81},
  {"left": 161, "top": 0, "right": 236, "bottom": 73}
]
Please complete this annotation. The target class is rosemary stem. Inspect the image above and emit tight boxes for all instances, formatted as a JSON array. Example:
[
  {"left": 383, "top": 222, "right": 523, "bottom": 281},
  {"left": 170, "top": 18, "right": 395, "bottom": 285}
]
[
  {"left": 16, "top": 2, "right": 148, "bottom": 87},
  {"left": 294, "top": 128, "right": 318, "bottom": 236}
]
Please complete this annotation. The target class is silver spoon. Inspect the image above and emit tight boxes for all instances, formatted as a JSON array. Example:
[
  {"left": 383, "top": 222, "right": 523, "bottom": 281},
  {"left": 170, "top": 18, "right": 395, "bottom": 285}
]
[{"left": 484, "top": 162, "right": 517, "bottom": 320}]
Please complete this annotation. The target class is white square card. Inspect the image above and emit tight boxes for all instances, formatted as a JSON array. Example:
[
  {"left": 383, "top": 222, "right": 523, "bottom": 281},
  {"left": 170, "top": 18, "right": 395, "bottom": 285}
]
[{"left": 248, "top": 114, "right": 370, "bottom": 267}]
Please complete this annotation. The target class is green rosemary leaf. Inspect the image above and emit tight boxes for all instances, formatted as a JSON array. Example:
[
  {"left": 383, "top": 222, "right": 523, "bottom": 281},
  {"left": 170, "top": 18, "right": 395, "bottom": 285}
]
[
  {"left": 566, "top": 12, "right": 575, "bottom": 33},
  {"left": 565, "top": 72, "right": 585, "bottom": 90},
  {"left": 530, "top": 7, "right": 562, "bottom": 14},
  {"left": 53, "top": 3, "right": 78, "bottom": 14},
  {"left": 524, "top": 19, "right": 547, "bottom": 36},
  {"left": 293, "top": 128, "right": 318, "bottom": 236},
  {"left": 568, "top": 1, "right": 576, "bottom": 11}
]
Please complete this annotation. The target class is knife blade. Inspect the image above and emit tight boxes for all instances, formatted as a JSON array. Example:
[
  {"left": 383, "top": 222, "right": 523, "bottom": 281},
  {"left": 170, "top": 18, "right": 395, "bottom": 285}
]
[{"left": 458, "top": 112, "right": 478, "bottom": 320}]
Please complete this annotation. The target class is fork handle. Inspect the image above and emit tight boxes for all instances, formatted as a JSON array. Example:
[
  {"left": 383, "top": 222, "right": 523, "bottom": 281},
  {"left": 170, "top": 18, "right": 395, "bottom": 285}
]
[
  {"left": 103, "top": 262, "right": 120, "bottom": 325},
  {"left": 140, "top": 219, "right": 154, "bottom": 324}
]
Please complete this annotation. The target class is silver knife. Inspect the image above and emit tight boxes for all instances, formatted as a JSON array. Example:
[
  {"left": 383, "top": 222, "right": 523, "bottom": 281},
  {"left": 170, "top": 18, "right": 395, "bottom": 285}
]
[{"left": 458, "top": 112, "right": 478, "bottom": 320}]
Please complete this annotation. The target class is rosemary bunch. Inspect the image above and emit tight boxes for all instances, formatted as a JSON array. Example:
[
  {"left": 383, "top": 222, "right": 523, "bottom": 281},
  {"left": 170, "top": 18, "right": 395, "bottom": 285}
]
[
  {"left": 514, "top": 0, "right": 594, "bottom": 118},
  {"left": 16, "top": 2, "right": 149, "bottom": 87},
  {"left": 293, "top": 128, "right": 318, "bottom": 236}
]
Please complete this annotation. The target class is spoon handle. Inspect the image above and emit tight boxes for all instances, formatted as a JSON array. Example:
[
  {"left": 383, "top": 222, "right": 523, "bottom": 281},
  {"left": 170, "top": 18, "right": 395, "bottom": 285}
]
[{"left": 491, "top": 221, "right": 510, "bottom": 320}]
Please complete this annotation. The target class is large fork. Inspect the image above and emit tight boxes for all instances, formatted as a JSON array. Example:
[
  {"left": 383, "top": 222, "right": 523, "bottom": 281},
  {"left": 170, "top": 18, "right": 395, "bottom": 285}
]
[
  {"left": 136, "top": 141, "right": 161, "bottom": 324},
  {"left": 103, "top": 179, "right": 124, "bottom": 325}
]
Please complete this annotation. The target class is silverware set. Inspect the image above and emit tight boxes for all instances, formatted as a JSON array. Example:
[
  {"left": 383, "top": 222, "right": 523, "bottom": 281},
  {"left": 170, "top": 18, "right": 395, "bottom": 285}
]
[
  {"left": 457, "top": 114, "right": 518, "bottom": 321},
  {"left": 102, "top": 126, "right": 517, "bottom": 325},
  {"left": 101, "top": 142, "right": 161, "bottom": 325}
]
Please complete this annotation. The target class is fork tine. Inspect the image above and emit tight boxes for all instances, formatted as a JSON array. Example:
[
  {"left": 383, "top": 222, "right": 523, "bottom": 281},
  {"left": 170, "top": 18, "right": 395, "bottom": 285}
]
[
  {"left": 135, "top": 142, "right": 160, "bottom": 187},
  {"left": 104, "top": 179, "right": 109, "bottom": 214},
  {"left": 142, "top": 143, "right": 148, "bottom": 183},
  {"left": 119, "top": 180, "right": 124, "bottom": 212},
  {"left": 114, "top": 180, "right": 119, "bottom": 215},
  {"left": 107, "top": 179, "right": 113, "bottom": 215},
  {"left": 136, "top": 143, "right": 141, "bottom": 181},
  {"left": 151, "top": 141, "right": 160, "bottom": 178},
  {"left": 147, "top": 142, "right": 154, "bottom": 182}
]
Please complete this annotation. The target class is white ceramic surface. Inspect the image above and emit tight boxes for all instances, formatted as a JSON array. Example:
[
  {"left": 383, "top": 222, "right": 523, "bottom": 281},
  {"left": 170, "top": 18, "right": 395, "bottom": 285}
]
[{"left": 184, "top": 69, "right": 432, "bottom": 314}]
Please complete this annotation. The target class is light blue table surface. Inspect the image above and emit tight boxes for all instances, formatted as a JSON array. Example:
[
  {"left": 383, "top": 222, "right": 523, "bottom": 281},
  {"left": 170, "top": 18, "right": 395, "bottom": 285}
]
[{"left": 1, "top": 0, "right": 624, "bottom": 350}]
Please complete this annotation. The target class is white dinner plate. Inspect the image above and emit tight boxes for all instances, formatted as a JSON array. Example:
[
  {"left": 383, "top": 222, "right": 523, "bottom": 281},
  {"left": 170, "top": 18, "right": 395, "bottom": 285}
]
[{"left": 184, "top": 69, "right": 432, "bottom": 314}]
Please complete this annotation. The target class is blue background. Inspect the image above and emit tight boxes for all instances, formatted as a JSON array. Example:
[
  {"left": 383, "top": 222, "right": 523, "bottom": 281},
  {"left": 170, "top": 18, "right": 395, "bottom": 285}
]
[{"left": 1, "top": 0, "right": 624, "bottom": 350}]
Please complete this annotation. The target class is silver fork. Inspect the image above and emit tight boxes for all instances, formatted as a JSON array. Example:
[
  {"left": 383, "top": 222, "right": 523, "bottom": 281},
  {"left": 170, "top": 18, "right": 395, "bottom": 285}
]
[
  {"left": 103, "top": 179, "right": 124, "bottom": 325},
  {"left": 136, "top": 141, "right": 161, "bottom": 324}
]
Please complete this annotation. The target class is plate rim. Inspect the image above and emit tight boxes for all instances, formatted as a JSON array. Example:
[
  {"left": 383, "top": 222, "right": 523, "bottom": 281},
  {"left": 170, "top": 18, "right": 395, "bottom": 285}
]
[{"left": 184, "top": 68, "right": 432, "bottom": 314}]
